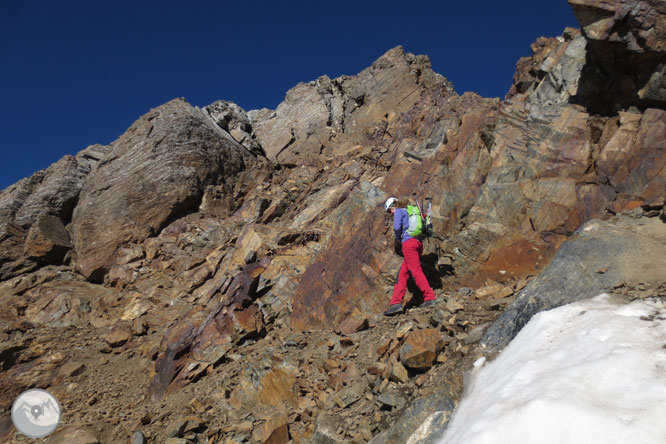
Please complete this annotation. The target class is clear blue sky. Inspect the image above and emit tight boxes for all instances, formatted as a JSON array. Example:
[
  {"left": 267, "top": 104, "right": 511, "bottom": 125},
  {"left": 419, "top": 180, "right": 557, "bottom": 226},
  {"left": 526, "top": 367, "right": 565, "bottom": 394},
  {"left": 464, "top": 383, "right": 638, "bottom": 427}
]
[{"left": 1, "top": 0, "right": 578, "bottom": 191}]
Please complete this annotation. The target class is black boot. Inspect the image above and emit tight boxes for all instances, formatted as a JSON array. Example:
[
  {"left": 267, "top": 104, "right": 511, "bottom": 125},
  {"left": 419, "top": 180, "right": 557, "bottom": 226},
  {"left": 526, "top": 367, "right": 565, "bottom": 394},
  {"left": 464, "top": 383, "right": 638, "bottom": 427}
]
[{"left": 384, "top": 304, "right": 404, "bottom": 316}]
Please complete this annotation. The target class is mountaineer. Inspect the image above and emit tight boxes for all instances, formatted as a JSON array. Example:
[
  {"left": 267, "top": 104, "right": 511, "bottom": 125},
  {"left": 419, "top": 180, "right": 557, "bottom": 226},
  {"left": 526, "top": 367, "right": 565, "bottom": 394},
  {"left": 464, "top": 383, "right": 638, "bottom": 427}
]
[{"left": 384, "top": 196, "right": 436, "bottom": 316}]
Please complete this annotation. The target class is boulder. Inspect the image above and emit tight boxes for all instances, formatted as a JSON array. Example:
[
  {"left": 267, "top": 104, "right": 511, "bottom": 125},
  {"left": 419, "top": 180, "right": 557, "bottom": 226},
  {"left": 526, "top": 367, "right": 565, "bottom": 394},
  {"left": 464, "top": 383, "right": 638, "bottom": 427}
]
[
  {"left": 105, "top": 321, "right": 134, "bottom": 347},
  {"left": 70, "top": 98, "right": 253, "bottom": 281},
  {"left": 24, "top": 214, "right": 72, "bottom": 262},
  {"left": 398, "top": 329, "right": 445, "bottom": 370}
]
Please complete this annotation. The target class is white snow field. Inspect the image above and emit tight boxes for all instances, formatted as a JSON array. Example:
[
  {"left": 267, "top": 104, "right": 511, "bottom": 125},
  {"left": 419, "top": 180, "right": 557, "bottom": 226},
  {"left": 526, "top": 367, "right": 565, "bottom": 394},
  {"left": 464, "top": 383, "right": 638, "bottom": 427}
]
[{"left": 438, "top": 293, "right": 666, "bottom": 444}]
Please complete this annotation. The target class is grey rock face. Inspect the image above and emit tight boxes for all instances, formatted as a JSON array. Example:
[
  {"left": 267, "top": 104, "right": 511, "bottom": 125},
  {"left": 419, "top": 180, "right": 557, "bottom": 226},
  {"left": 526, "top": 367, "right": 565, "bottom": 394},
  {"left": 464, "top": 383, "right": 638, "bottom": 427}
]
[
  {"left": 205, "top": 100, "right": 263, "bottom": 155},
  {"left": 569, "top": 0, "right": 666, "bottom": 111},
  {"left": 0, "top": 144, "right": 109, "bottom": 228},
  {"left": 70, "top": 98, "right": 253, "bottom": 281},
  {"left": 0, "top": 221, "right": 29, "bottom": 279},
  {"left": 250, "top": 46, "right": 454, "bottom": 165},
  {"left": 481, "top": 214, "right": 666, "bottom": 353},
  {"left": 0, "top": 144, "right": 109, "bottom": 279},
  {"left": 368, "top": 389, "right": 455, "bottom": 444}
]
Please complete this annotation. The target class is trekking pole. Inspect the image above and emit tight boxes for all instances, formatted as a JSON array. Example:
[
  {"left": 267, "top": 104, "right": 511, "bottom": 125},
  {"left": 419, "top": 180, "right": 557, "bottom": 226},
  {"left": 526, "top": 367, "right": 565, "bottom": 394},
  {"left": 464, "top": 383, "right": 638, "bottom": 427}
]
[{"left": 425, "top": 197, "right": 433, "bottom": 236}]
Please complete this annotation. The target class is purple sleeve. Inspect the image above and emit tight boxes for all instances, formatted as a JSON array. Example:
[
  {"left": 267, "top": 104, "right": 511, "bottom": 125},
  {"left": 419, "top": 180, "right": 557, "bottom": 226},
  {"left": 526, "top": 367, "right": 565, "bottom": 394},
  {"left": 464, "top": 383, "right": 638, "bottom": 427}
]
[{"left": 393, "top": 208, "right": 406, "bottom": 241}]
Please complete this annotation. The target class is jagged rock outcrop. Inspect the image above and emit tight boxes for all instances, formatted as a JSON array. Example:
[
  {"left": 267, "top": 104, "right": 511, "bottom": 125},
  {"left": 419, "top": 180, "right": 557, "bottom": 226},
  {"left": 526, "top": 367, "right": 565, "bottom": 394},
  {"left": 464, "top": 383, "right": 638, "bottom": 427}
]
[
  {"left": 569, "top": 0, "right": 666, "bottom": 111},
  {"left": 23, "top": 214, "right": 72, "bottom": 262},
  {"left": 249, "top": 46, "right": 454, "bottom": 165},
  {"left": 0, "top": 144, "right": 108, "bottom": 279},
  {"left": 70, "top": 98, "right": 255, "bottom": 281},
  {"left": 1, "top": 0, "right": 666, "bottom": 442},
  {"left": 205, "top": 100, "right": 264, "bottom": 155}
]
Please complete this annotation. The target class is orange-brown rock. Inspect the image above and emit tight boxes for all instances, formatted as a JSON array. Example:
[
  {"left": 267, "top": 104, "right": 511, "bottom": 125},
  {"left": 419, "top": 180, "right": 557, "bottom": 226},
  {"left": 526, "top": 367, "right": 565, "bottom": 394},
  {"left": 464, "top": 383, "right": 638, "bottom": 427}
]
[
  {"left": 0, "top": 4, "right": 664, "bottom": 442},
  {"left": 105, "top": 321, "right": 133, "bottom": 347},
  {"left": 23, "top": 214, "right": 72, "bottom": 262},
  {"left": 253, "top": 414, "right": 289, "bottom": 444},
  {"left": 336, "top": 315, "right": 369, "bottom": 335},
  {"left": 398, "top": 329, "right": 444, "bottom": 370},
  {"left": 474, "top": 283, "right": 514, "bottom": 300}
]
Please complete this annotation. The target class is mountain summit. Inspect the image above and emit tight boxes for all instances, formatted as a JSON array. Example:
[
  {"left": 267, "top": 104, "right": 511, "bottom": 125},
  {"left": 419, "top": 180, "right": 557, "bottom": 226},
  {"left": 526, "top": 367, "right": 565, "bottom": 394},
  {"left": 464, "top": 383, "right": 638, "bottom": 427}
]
[{"left": 1, "top": 0, "right": 665, "bottom": 442}]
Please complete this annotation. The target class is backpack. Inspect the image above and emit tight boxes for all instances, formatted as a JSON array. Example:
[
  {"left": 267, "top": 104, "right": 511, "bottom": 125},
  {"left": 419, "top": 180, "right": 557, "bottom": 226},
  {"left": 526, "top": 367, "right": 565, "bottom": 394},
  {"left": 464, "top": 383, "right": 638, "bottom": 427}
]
[{"left": 406, "top": 205, "right": 431, "bottom": 238}]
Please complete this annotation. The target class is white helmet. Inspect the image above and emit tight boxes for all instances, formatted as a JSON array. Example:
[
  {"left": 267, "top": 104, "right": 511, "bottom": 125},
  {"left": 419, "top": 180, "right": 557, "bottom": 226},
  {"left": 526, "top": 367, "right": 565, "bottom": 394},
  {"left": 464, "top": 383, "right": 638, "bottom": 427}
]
[{"left": 384, "top": 197, "right": 397, "bottom": 212}]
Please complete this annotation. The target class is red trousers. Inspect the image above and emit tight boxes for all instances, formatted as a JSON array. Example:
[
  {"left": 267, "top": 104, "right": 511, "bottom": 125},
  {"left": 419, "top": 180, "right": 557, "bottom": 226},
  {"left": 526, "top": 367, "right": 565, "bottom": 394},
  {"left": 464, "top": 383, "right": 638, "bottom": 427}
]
[{"left": 391, "top": 237, "right": 435, "bottom": 305}]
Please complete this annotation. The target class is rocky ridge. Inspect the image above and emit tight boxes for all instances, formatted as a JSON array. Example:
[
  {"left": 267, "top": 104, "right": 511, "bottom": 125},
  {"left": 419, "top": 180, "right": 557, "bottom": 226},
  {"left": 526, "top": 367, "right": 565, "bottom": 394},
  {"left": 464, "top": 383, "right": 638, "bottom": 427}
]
[{"left": 1, "top": 0, "right": 665, "bottom": 443}]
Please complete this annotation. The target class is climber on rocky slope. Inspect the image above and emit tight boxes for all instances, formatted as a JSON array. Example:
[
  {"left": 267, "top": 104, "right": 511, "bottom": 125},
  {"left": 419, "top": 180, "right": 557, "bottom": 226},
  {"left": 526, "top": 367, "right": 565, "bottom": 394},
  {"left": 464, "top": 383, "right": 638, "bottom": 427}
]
[{"left": 384, "top": 196, "right": 436, "bottom": 316}]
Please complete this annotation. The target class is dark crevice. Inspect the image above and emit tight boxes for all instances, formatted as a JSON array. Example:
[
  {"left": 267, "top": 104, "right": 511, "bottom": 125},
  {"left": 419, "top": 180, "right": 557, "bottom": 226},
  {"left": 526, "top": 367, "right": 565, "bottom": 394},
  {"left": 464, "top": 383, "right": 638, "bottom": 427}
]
[
  {"left": 0, "top": 345, "right": 26, "bottom": 371},
  {"left": 571, "top": 39, "right": 666, "bottom": 115}
]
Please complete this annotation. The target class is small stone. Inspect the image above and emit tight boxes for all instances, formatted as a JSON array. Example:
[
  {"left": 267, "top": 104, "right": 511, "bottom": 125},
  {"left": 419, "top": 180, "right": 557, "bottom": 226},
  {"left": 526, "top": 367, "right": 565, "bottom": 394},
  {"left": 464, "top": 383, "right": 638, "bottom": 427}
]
[
  {"left": 376, "top": 338, "right": 392, "bottom": 356},
  {"left": 367, "top": 362, "right": 387, "bottom": 376},
  {"left": 58, "top": 361, "right": 85, "bottom": 378},
  {"left": 379, "top": 378, "right": 390, "bottom": 392},
  {"left": 396, "top": 321, "right": 414, "bottom": 338},
  {"left": 44, "top": 425, "right": 99, "bottom": 444},
  {"left": 128, "top": 431, "right": 146, "bottom": 444},
  {"left": 235, "top": 421, "right": 253, "bottom": 434},
  {"left": 389, "top": 360, "right": 409, "bottom": 383},
  {"left": 429, "top": 309, "right": 448, "bottom": 327},
  {"left": 377, "top": 392, "right": 399, "bottom": 408},
  {"left": 333, "top": 384, "right": 363, "bottom": 408},
  {"left": 132, "top": 317, "right": 149, "bottom": 335},
  {"left": 324, "top": 359, "right": 340, "bottom": 373},
  {"left": 336, "top": 316, "right": 369, "bottom": 335},
  {"left": 188, "top": 397, "right": 206, "bottom": 413},
  {"left": 475, "top": 283, "right": 513, "bottom": 300},
  {"left": 105, "top": 322, "right": 133, "bottom": 347},
  {"left": 358, "top": 419, "right": 373, "bottom": 442},
  {"left": 167, "top": 416, "right": 204, "bottom": 438},
  {"left": 253, "top": 414, "right": 288, "bottom": 444},
  {"left": 445, "top": 299, "right": 464, "bottom": 313}
]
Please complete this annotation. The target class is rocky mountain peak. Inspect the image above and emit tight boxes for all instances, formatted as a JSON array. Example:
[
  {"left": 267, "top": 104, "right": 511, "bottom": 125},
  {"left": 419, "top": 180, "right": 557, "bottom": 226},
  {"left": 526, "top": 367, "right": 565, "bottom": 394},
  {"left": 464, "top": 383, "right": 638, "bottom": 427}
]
[
  {"left": 249, "top": 46, "right": 455, "bottom": 165},
  {"left": 1, "top": 1, "right": 665, "bottom": 443},
  {"left": 70, "top": 98, "right": 256, "bottom": 281}
]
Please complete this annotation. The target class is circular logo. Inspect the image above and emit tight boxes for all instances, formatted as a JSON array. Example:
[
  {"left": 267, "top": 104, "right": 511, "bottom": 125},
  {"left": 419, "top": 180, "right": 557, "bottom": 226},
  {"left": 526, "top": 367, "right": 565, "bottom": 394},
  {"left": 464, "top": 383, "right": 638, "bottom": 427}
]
[{"left": 11, "top": 389, "right": 62, "bottom": 438}]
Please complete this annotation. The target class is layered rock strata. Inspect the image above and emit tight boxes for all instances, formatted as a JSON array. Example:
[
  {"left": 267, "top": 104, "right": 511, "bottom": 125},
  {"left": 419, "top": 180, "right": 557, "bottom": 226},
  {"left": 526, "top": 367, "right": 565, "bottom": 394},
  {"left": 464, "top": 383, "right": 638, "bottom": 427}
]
[{"left": 0, "top": 0, "right": 665, "bottom": 442}]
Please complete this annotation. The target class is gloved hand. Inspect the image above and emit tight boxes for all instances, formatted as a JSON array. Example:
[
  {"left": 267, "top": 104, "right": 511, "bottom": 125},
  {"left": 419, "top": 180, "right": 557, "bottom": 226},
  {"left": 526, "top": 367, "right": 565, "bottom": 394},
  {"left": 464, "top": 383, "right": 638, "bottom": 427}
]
[{"left": 394, "top": 239, "right": 403, "bottom": 257}]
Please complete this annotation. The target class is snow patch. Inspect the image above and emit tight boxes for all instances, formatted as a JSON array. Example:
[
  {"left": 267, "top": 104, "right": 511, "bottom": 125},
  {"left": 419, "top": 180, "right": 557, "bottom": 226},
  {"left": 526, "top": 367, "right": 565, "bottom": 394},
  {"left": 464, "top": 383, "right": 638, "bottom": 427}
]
[{"left": 438, "top": 294, "right": 666, "bottom": 444}]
